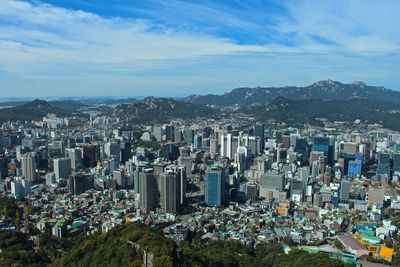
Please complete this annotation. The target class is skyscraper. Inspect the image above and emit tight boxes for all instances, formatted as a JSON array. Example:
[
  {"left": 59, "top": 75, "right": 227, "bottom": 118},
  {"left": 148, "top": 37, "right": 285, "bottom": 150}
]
[
  {"left": 393, "top": 153, "right": 400, "bottom": 173},
  {"left": 160, "top": 172, "right": 179, "bottom": 213},
  {"left": 21, "top": 153, "right": 37, "bottom": 182},
  {"left": 152, "top": 124, "right": 163, "bottom": 142},
  {"left": 183, "top": 128, "right": 194, "bottom": 144},
  {"left": 340, "top": 179, "right": 350, "bottom": 202},
  {"left": 204, "top": 167, "right": 225, "bottom": 206},
  {"left": 83, "top": 144, "right": 98, "bottom": 168},
  {"left": 253, "top": 124, "right": 265, "bottom": 151},
  {"left": 139, "top": 169, "right": 159, "bottom": 212},
  {"left": 312, "top": 137, "right": 334, "bottom": 165},
  {"left": 54, "top": 157, "right": 71, "bottom": 182},
  {"left": 104, "top": 142, "right": 121, "bottom": 162},
  {"left": 113, "top": 170, "right": 126, "bottom": 188},
  {"left": 68, "top": 148, "right": 82, "bottom": 171},
  {"left": 69, "top": 173, "right": 94, "bottom": 195},
  {"left": 165, "top": 125, "right": 175, "bottom": 142}
]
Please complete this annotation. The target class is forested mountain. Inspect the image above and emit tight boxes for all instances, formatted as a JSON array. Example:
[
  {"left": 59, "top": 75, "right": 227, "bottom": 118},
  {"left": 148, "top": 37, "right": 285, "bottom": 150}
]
[
  {"left": 0, "top": 99, "right": 82, "bottom": 122},
  {"left": 110, "top": 96, "right": 218, "bottom": 122},
  {"left": 240, "top": 96, "right": 400, "bottom": 129}
]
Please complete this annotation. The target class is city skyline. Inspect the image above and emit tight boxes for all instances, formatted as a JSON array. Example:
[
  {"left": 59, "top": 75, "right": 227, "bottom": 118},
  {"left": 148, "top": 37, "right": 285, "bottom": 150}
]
[{"left": 1, "top": 0, "right": 400, "bottom": 97}]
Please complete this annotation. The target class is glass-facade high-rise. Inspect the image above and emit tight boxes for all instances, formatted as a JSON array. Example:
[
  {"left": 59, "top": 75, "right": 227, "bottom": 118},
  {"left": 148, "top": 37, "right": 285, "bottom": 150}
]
[{"left": 205, "top": 168, "right": 225, "bottom": 206}]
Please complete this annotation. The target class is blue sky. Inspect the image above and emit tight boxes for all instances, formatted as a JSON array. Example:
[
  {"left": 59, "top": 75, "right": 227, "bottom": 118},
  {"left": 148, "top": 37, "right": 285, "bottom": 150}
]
[{"left": 0, "top": 0, "right": 399, "bottom": 97}]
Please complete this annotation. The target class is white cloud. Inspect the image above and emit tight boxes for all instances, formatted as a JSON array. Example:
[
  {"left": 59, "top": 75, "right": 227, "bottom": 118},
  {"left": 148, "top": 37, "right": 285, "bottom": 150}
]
[
  {"left": 0, "top": 0, "right": 267, "bottom": 67},
  {"left": 280, "top": 0, "right": 400, "bottom": 52},
  {"left": 0, "top": 0, "right": 399, "bottom": 97}
]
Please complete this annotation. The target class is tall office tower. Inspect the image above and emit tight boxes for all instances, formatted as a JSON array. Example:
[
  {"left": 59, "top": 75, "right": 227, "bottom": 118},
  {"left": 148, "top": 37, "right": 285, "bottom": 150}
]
[
  {"left": 133, "top": 168, "right": 140, "bottom": 194},
  {"left": 242, "top": 136, "right": 261, "bottom": 156},
  {"left": 165, "top": 125, "right": 175, "bottom": 142},
  {"left": 174, "top": 130, "right": 183, "bottom": 143},
  {"left": 104, "top": 142, "right": 121, "bottom": 162},
  {"left": 340, "top": 179, "right": 350, "bottom": 202},
  {"left": 194, "top": 135, "right": 202, "bottom": 149},
  {"left": 113, "top": 170, "right": 126, "bottom": 188},
  {"left": 120, "top": 141, "right": 132, "bottom": 163},
  {"left": 68, "top": 148, "right": 82, "bottom": 171},
  {"left": 49, "top": 140, "right": 65, "bottom": 156},
  {"left": 183, "top": 128, "right": 195, "bottom": 144},
  {"left": 276, "top": 147, "right": 287, "bottom": 163},
  {"left": 152, "top": 124, "right": 163, "bottom": 142},
  {"left": 339, "top": 142, "right": 359, "bottom": 157},
  {"left": 312, "top": 137, "right": 334, "bottom": 165},
  {"left": 377, "top": 151, "right": 391, "bottom": 176},
  {"left": 159, "top": 144, "right": 180, "bottom": 161},
  {"left": 176, "top": 166, "right": 186, "bottom": 205},
  {"left": 290, "top": 180, "right": 304, "bottom": 202},
  {"left": 220, "top": 134, "right": 241, "bottom": 159},
  {"left": 83, "top": 144, "right": 98, "bottom": 168},
  {"left": 210, "top": 139, "right": 218, "bottom": 157},
  {"left": 393, "top": 153, "right": 400, "bottom": 173},
  {"left": 300, "top": 167, "right": 309, "bottom": 185},
  {"left": 0, "top": 157, "right": 7, "bottom": 179},
  {"left": 16, "top": 146, "right": 30, "bottom": 161},
  {"left": 166, "top": 165, "right": 186, "bottom": 205},
  {"left": 160, "top": 172, "right": 179, "bottom": 213},
  {"left": 253, "top": 124, "right": 265, "bottom": 151},
  {"left": 139, "top": 169, "right": 159, "bottom": 212},
  {"left": 295, "top": 138, "right": 308, "bottom": 164},
  {"left": 53, "top": 157, "right": 71, "bottom": 182},
  {"left": 281, "top": 135, "right": 290, "bottom": 149},
  {"left": 21, "top": 153, "right": 37, "bottom": 182},
  {"left": 69, "top": 173, "right": 94, "bottom": 195},
  {"left": 204, "top": 167, "right": 225, "bottom": 206},
  {"left": 360, "top": 142, "right": 371, "bottom": 164},
  {"left": 289, "top": 134, "right": 299, "bottom": 147},
  {"left": 347, "top": 160, "right": 362, "bottom": 178}
]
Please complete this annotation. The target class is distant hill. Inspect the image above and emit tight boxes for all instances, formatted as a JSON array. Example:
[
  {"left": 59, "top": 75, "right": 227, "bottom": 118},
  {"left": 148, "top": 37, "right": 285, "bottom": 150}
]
[
  {"left": 185, "top": 80, "right": 400, "bottom": 106},
  {"left": 240, "top": 97, "right": 400, "bottom": 129},
  {"left": 48, "top": 100, "right": 88, "bottom": 111},
  {"left": 110, "top": 96, "right": 218, "bottom": 122},
  {"left": 0, "top": 99, "right": 82, "bottom": 122}
]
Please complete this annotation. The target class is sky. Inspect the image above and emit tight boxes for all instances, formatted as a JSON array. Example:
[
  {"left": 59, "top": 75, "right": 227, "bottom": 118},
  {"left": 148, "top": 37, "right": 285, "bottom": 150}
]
[{"left": 0, "top": 0, "right": 399, "bottom": 98}]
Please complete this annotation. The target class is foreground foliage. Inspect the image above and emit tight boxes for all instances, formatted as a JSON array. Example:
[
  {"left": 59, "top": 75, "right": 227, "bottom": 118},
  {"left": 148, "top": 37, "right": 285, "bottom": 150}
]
[{"left": 1, "top": 222, "right": 356, "bottom": 267}]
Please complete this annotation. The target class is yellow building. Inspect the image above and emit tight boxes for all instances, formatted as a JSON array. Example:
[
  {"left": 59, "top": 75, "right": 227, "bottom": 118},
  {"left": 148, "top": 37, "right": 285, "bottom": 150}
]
[{"left": 378, "top": 246, "right": 394, "bottom": 262}]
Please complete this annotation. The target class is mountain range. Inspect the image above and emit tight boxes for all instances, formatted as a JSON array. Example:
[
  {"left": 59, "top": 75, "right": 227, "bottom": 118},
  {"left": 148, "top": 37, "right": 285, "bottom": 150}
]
[
  {"left": 1, "top": 80, "right": 400, "bottom": 129},
  {"left": 240, "top": 96, "right": 400, "bottom": 130},
  {"left": 185, "top": 80, "right": 400, "bottom": 106}
]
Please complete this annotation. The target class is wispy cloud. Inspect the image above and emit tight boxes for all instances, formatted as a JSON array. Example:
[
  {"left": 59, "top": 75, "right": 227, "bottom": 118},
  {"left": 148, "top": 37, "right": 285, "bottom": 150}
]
[
  {"left": 0, "top": 0, "right": 267, "bottom": 65},
  {"left": 0, "top": 0, "right": 399, "bottom": 97}
]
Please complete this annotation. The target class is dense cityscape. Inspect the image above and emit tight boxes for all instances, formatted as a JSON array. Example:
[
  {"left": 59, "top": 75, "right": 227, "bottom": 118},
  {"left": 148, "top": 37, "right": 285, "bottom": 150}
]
[
  {"left": 1, "top": 96, "right": 400, "bottom": 266},
  {"left": 1, "top": 0, "right": 399, "bottom": 266}
]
